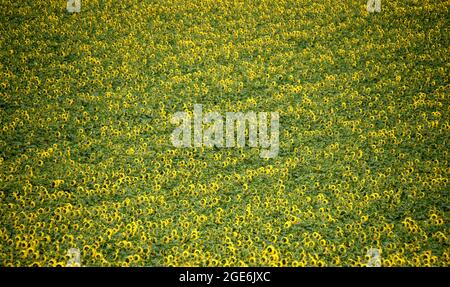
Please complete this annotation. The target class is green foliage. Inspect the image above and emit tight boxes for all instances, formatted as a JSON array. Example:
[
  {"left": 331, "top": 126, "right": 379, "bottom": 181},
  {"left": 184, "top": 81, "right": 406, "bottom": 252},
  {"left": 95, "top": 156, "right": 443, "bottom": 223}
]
[{"left": 0, "top": 0, "right": 448, "bottom": 266}]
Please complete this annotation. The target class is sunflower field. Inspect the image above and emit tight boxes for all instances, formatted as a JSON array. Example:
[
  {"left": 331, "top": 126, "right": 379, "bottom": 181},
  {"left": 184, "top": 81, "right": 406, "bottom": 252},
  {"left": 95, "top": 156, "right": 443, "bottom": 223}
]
[{"left": 0, "top": 0, "right": 448, "bottom": 267}]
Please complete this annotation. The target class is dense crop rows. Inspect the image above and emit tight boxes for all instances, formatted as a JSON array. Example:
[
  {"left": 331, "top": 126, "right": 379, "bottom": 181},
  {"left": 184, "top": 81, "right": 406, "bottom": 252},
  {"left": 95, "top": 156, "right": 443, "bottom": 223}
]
[{"left": 0, "top": 0, "right": 448, "bottom": 266}]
